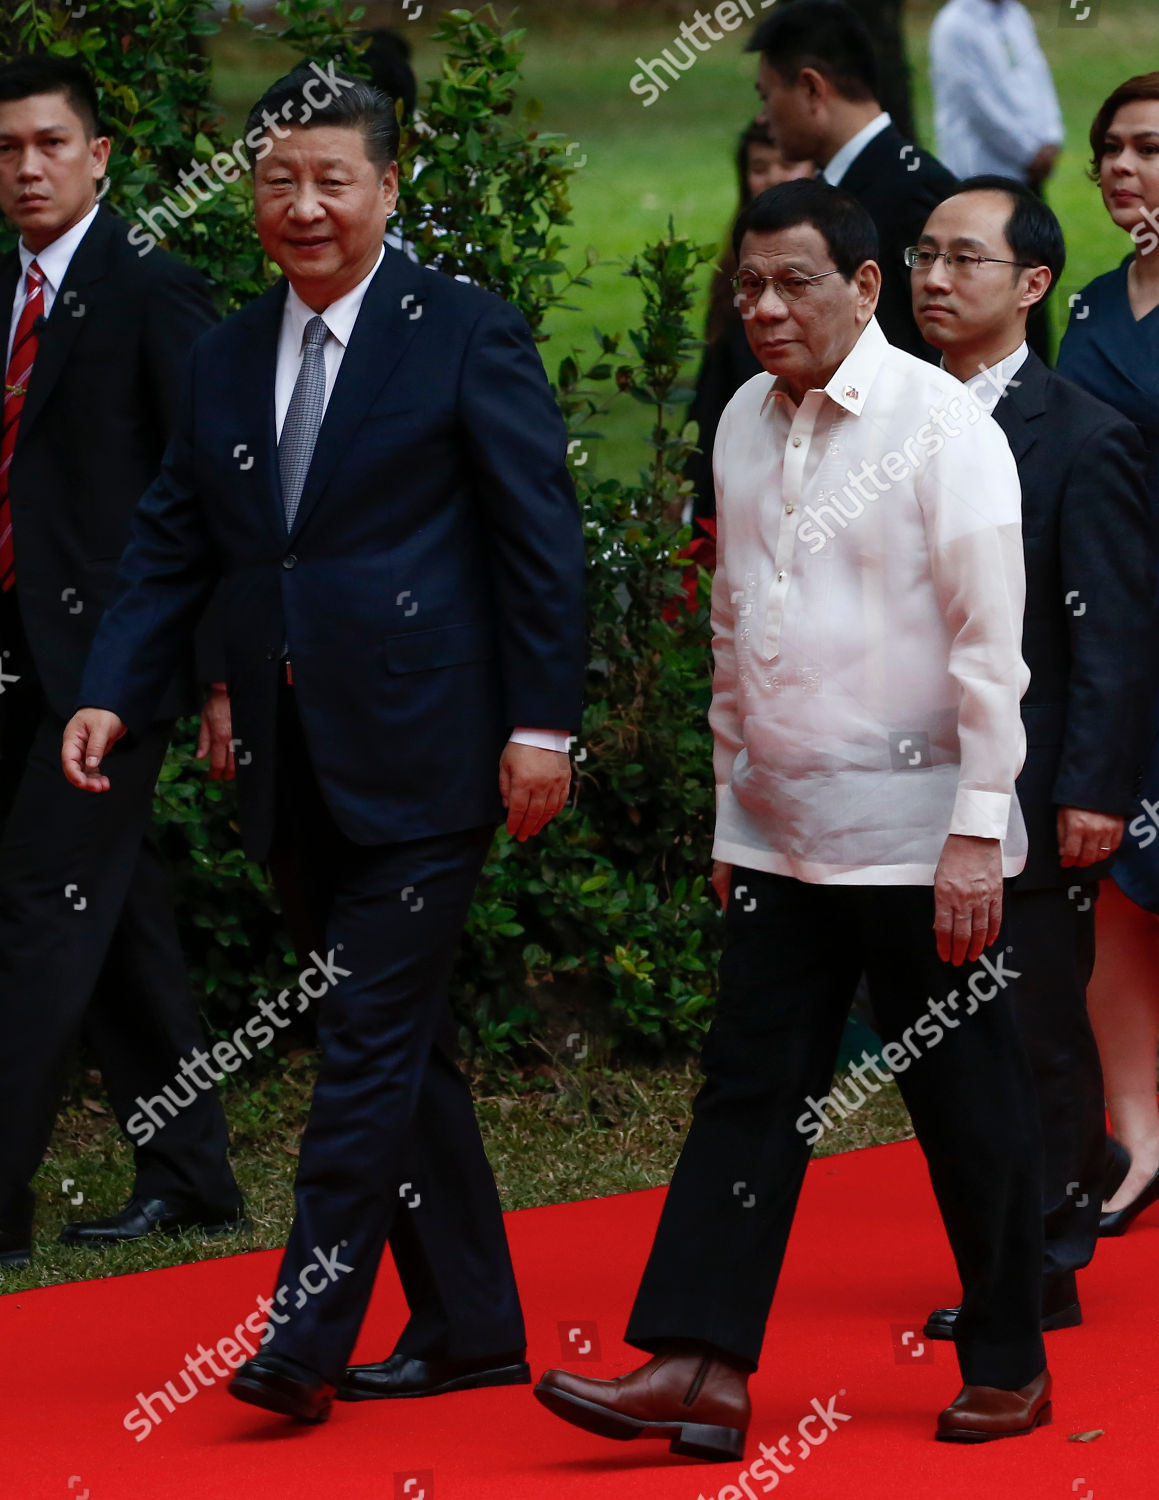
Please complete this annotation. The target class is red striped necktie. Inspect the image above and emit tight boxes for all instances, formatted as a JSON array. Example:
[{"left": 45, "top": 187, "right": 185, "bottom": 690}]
[{"left": 0, "top": 260, "right": 47, "bottom": 594}]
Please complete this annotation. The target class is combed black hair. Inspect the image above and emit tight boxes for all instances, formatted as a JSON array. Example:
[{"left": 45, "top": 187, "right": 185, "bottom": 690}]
[
  {"left": 745, "top": 0, "right": 879, "bottom": 104},
  {"left": 0, "top": 55, "right": 101, "bottom": 138},
  {"left": 245, "top": 65, "right": 399, "bottom": 171},
  {"left": 733, "top": 178, "right": 879, "bottom": 276},
  {"left": 951, "top": 174, "right": 1067, "bottom": 286}
]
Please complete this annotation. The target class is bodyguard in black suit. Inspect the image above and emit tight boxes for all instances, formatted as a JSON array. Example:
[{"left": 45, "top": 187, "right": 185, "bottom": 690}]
[
  {"left": 0, "top": 57, "right": 243, "bottom": 1266},
  {"left": 913, "top": 178, "right": 1154, "bottom": 1335},
  {"left": 67, "top": 67, "right": 586, "bottom": 1423},
  {"left": 750, "top": 0, "right": 956, "bottom": 360}
]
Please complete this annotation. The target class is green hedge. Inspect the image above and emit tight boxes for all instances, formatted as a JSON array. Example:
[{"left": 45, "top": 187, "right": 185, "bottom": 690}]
[{"left": 5, "top": 2, "right": 723, "bottom": 1065}]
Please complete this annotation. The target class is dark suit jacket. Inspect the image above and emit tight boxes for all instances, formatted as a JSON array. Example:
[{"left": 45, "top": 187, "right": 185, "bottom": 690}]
[
  {"left": 993, "top": 350, "right": 1155, "bottom": 889},
  {"left": 1, "top": 206, "right": 221, "bottom": 720},
  {"left": 838, "top": 124, "right": 957, "bottom": 363},
  {"left": 80, "top": 248, "right": 587, "bottom": 860}
]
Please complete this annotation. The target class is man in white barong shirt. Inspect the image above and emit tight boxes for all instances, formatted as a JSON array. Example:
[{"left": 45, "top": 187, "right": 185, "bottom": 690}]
[{"left": 536, "top": 180, "right": 1051, "bottom": 1459}]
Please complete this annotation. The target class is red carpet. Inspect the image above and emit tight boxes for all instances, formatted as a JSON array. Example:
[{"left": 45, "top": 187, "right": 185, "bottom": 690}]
[{"left": 5, "top": 1138, "right": 1152, "bottom": 1500}]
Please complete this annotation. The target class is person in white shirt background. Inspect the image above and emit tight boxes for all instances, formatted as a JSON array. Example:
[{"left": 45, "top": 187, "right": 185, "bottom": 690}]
[
  {"left": 536, "top": 178, "right": 1052, "bottom": 1456},
  {"left": 929, "top": 0, "right": 1064, "bottom": 191}
]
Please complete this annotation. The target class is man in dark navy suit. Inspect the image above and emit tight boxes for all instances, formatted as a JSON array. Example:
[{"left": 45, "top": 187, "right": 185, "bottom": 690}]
[
  {"left": 750, "top": 0, "right": 956, "bottom": 361},
  {"left": 912, "top": 178, "right": 1153, "bottom": 1337},
  {"left": 65, "top": 66, "right": 586, "bottom": 1423},
  {"left": 0, "top": 55, "right": 244, "bottom": 1267}
]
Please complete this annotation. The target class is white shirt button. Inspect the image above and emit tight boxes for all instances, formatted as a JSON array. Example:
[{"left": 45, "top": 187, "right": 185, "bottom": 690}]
[
  {"left": 792, "top": 437, "right": 802, "bottom": 448},
  {"left": 777, "top": 570, "right": 787, "bottom": 582},
  {"left": 786, "top": 504, "right": 795, "bottom": 514}
]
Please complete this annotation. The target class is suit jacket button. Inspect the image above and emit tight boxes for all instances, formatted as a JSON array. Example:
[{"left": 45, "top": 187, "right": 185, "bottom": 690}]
[{"left": 282, "top": 554, "right": 297, "bottom": 569}]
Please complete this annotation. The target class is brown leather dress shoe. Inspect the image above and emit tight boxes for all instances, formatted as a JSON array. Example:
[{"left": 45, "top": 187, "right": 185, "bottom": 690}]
[
  {"left": 936, "top": 1369, "right": 1051, "bottom": 1442},
  {"left": 534, "top": 1349, "right": 750, "bottom": 1462}
]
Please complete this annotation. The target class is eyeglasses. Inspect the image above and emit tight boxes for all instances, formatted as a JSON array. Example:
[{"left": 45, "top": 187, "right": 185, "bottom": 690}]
[
  {"left": 731, "top": 268, "right": 842, "bottom": 305},
  {"left": 904, "top": 247, "right": 1038, "bottom": 274}
]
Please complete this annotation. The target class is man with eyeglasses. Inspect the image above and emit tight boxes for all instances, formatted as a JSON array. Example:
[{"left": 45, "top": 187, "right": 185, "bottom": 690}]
[
  {"left": 536, "top": 178, "right": 1051, "bottom": 1456},
  {"left": 912, "top": 177, "right": 1153, "bottom": 1342}
]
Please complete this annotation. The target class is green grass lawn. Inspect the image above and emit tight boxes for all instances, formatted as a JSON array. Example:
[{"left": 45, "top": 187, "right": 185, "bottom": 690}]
[{"left": 6, "top": 1048, "right": 913, "bottom": 1294}]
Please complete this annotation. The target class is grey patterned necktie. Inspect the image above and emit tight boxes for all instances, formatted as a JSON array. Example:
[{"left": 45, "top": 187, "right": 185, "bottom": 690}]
[{"left": 278, "top": 313, "right": 329, "bottom": 533}]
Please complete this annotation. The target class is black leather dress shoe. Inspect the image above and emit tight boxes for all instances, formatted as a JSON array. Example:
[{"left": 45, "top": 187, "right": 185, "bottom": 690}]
[
  {"left": 59, "top": 1195, "right": 249, "bottom": 1245},
  {"left": 924, "top": 1271, "right": 1081, "bottom": 1341},
  {"left": 339, "top": 1351, "right": 531, "bottom": 1401},
  {"left": 0, "top": 1226, "right": 31, "bottom": 1267},
  {"left": 1099, "top": 1161, "right": 1159, "bottom": 1237},
  {"left": 228, "top": 1352, "right": 334, "bottom": 1422}
]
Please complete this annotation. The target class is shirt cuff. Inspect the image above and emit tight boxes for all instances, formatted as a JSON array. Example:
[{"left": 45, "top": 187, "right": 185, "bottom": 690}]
[
  {"left": 509, "top": 728, "right": 572, "bottom": 754},
  {"left": 949, "top": 789, "right": 1011, "bottom": 841}
]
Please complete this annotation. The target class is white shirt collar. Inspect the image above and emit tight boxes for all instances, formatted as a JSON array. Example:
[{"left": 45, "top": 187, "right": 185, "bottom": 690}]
[
  {"left": 941, "top": 341, "right": 1029, "bottom": 404},
  {"left": 760, "top": 316, "right": 889, "bottom": 418},
  {"left": 18, "top": 201, "right": 101, "bottom": 291},
  {"left": 819, "top": 112, "right": 891, "bottom": 186},
  {"left": 283, "top": 246, "right": 386, "bottom": 353}
]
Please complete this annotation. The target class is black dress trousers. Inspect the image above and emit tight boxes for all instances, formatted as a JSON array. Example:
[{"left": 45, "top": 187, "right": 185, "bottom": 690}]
[
  {"left": 261, "top": 681, "right": 525, "bottom": 1383},
  {"left": 626, "top": 866, "right": 1047, "bottom": 1392},
  {"left": 0, "top": 589, "right": 241, "bottom": 1232},
  {"left": 1003, "top": 883, "right": 1102, "bottom": 1279}
]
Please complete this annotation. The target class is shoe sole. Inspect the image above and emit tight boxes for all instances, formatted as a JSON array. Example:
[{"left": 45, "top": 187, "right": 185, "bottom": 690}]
[
  {"left": 936, "top": 1400, "right": 1052, "bottom": 1443},
  {"left": 338, "top": 1362, "right": 531, "bottom": 1402},
  {"left": 59, "top": 1217, "right": 251, "bottom": 1247},
  {"left": 228, "top": 1373, "right": 331, "bottom": 1424},
  {"left": 533, "top": 1383, "right": 745, "bottom": 1462},
  {"left": 924, "top": 1305, "right": 1081, "bottom": 1342}
]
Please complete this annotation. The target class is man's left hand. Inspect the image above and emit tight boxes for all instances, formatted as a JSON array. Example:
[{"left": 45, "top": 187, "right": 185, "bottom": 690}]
[
  {"left": 196, "top": 683, "right": 236, "bottom": 781},
  {"left": 1057, "top": 806, "right": 1124, "bottom": 868},
  {"left": 499, "top": 742, "right": 571, "bottom": 841}
]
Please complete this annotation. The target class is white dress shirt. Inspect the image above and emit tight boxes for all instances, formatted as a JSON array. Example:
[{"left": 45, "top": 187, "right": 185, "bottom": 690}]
[
  {"left": 276, "top": 251, "right": 568, "bottom": 754},
  {"left": 946, "top": 341, "right": 1030, "bottom": 407},
  {"left": 6, "top": 201, "right": 101, "bottom": 369},
  {"left": 710, "top": 317, "right": 1029, "bottom": 884},
  {"left": 818, "top": 112, "right": 892, "bottom": 186},
  {"left": 929, "top": 0, "right": 1064, "bottom": 183}
]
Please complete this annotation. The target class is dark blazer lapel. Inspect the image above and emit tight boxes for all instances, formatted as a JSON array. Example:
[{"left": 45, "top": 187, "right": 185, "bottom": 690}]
[
  {"left": 288, "top": 251, "right": 429, "bottom": 543},
  {"left": 225, "top": 279, "right": 287, "bottom": 543},
  {"left": 992, "top": 348, "right": 1049, "bottom": 464},
  {"left": 837, "top": 123, "right": 901, "bottom": 197},
  {"left": 16, "top": 205, "right": 116, "bottom": 444}
]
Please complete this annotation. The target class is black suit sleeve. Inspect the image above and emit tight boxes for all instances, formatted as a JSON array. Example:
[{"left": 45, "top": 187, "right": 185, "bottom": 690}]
[
  {"left": 1053, "top": 413, "right": 1155, "bottom": 814},
  {"left": 141, "top": 255, "right": 228, "bottom": 689},
  {"left": 458, "top": 300, "right": 587, "bottom": 733},
  {"left": 78, "top": 347, "right": 222, "bottom": 735}
]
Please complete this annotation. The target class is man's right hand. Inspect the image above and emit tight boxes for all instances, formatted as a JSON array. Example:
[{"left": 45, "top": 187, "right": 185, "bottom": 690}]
[
  {"left": 933, "top": 833, "right": 1004, "bottom": 966},
  {"left": 712, "top": 860, "right": 733, "bottom": 910},
  {"left": 62, "top": 709, "right": 127, "bottom": 792}
]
